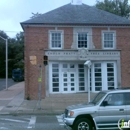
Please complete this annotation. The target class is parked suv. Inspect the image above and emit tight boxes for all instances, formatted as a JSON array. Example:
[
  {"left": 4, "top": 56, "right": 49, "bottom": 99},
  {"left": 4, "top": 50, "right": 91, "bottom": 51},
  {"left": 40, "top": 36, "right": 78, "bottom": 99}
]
[{"left": 63, "top": 89, "right": 130, "bottom": 130}]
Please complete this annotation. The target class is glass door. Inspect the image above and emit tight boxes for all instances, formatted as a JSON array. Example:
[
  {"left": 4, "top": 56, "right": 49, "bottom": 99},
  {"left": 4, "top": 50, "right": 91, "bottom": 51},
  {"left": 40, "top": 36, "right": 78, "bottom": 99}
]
[
  {"left": 62, "top": 63, "right": 76, "bottom": 93},
  {"left": 62, "top": 72, "right": 76, "bottom": 93}
]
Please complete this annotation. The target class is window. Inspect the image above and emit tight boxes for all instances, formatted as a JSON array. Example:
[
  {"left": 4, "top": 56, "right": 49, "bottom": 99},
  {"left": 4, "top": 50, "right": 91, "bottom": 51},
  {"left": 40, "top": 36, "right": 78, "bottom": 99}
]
[
  {"left": 52, "top": 64, "right": 59, "bottom": 92},
  {"left": 78, "top": 33, "right": 88, "bottom": 48},
  {"left": 78, "top": 64, "right": 85, "bottom": 91},
  {"left": 93, "top": 62, "right": 116, "bottom": 91},
  {"left": 124, "top": 93, "right": 130, "bottom": 105},
  {"left": 103, "top": 93, "right": 124, "bottom": 106},
  {"left": 103, "top": 32, "right": 115, "bottom": 49},
  {"left": 94, "top": 63, "right": 102, "bottom": 91},
  {"left": 107, "top": 63, "right": 115, "bottom": 90},
  {"left": 50, "top": 31, "right": 63, "bottom": 49}
]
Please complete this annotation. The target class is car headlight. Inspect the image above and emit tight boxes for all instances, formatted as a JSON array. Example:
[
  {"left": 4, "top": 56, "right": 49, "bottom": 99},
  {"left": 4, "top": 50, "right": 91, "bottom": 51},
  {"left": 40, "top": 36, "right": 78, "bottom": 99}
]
[{"left": 68, "top": 111, "right": 74, "bottom": 117}]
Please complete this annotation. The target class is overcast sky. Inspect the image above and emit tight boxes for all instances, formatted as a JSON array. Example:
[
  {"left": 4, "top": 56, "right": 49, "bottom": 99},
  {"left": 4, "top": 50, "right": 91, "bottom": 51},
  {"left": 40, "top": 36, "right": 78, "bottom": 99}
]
[{"left": 0, "top": 0, "right": 96, "bottom": 38}]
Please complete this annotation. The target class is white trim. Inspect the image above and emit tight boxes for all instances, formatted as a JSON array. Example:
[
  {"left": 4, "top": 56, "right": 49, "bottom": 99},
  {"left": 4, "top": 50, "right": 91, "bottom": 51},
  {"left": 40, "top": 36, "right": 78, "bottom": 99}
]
[
  {"left": 23, "top": 24, "right": 130, "bottom": 28},
  {"left": 49, "top": 61, "right": 117, "bottom": 94},
  {"left": 92, "top": 61, "right": 117, "bottom": 92},
  {"left": 102, "top": 30, "right": 116, "bottom": 49},
  {"left": 49, "top": 30, "right": 64, "bottom": 49}
]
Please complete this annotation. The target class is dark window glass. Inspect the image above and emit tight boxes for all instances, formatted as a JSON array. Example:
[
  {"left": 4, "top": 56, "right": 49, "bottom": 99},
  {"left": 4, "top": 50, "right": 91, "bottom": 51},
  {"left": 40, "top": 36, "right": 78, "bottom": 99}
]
[{"left": 104, "top": 93, "right": 124, "bottom": 106}]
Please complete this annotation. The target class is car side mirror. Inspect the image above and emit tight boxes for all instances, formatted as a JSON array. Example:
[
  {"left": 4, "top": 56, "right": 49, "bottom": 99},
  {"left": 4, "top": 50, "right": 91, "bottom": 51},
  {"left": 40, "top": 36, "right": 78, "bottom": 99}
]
[{"left": 102, "top": 101, "right": 108, "bottom": 106}]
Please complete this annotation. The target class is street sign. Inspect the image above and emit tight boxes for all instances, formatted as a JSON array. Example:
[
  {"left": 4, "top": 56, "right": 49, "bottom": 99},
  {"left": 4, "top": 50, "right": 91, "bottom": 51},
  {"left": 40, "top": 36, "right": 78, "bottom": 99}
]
[{"left": 38, "top": 78, "right": 42, "bottom": 82}]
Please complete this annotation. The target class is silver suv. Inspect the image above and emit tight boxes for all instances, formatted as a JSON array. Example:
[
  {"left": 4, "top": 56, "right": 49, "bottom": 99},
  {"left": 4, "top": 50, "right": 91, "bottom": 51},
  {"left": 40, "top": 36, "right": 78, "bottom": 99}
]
[{"left": 63, "top": 89, "right": 130, "bottom": 130}]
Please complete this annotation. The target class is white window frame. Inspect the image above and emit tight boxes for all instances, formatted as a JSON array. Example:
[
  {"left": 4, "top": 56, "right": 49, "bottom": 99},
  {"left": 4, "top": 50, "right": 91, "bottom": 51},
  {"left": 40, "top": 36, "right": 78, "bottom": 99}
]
[
  {"left": 102, "top": 31, "right": 116, "bottom": 49},
  {"left": 92, "top": 61, "right": 117, "bottom": 92},
  {"left": 77, "top": 32, "right": 88, "bottom": 49},
  {"left": 49, "top": 30, "right": 64, "bottom": 49}
]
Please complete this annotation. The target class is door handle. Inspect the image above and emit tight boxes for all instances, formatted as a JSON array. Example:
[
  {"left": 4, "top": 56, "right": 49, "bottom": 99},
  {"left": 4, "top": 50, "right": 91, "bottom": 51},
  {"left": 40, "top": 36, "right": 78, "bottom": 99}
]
[{"left": 119, "top": 109, "right": 124, "bottom": 111}]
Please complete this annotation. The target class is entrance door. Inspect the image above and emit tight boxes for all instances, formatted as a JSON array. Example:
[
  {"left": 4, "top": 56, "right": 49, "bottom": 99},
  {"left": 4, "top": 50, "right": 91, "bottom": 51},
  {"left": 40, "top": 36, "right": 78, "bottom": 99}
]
[{"left": 62, "top": 72, "right": 76, "bottom": 93}]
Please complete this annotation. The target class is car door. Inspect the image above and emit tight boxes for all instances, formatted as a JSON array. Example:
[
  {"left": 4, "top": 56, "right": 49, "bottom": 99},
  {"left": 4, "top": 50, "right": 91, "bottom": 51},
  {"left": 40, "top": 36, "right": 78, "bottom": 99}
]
[{"left": 97, "top": 93, "right": 127, "bottom": 129}]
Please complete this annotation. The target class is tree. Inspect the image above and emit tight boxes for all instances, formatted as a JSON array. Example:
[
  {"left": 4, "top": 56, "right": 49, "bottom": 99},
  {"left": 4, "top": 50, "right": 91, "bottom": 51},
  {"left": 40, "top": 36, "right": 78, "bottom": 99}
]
[
  {"left": 0, "top": 30, "right": 24, "bottom": 78},
  {"left": 30, "top": 12, "right": 42, "bottom": 19},
  {"left": 8, "top": 32, "right": 24, "bottom": 77},
  {"left": 96, "top": 0, "right": 130, "bottom": 18},
  {"left": 0, "top": 31, "right": 8, "bottom": 77}
]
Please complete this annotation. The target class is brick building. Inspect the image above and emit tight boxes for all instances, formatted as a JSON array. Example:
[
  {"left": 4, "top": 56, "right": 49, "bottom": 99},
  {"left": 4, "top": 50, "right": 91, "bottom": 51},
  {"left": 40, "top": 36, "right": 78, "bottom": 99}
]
[{"left": 21, "top": 2, "right": 130, "bottom": 99}]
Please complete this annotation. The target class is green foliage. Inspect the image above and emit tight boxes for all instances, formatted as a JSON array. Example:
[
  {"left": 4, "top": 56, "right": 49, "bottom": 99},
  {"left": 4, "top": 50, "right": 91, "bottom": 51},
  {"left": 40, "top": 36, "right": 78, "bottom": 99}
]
[
  {"left": 96, "top": 0, "right": 130, "bottom": 18},
  {"left": 0, "top": 31, "right": 24, "bottom": 78}
]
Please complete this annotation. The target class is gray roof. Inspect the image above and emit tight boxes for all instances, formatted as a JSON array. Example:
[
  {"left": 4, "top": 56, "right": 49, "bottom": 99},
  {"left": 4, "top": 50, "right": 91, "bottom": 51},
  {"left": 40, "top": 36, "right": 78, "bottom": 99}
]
[{"left": 21, "top": 3, "right": 130, "bottom": 26}]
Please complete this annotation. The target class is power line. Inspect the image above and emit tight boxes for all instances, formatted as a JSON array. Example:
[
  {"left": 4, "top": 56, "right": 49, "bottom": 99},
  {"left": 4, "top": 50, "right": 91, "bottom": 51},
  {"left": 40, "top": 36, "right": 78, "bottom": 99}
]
[{"left": 2, "top": 30, "right": 130, "bottom": 38}]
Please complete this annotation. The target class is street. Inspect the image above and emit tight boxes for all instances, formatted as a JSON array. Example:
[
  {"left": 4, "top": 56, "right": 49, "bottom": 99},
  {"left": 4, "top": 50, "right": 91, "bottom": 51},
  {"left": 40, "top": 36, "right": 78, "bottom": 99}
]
[
  {"left": 0, "top": 79, "right": 18, "bottom": 91},
  {"left": 0, "top": 115, "right": 69, "bottom": 130}
]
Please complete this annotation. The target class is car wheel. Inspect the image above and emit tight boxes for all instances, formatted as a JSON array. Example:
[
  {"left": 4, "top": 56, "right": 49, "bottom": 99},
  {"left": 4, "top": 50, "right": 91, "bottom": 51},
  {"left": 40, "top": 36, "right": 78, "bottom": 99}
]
[{"left": 73, "top": 118, "right": 92, "bottom": 130}]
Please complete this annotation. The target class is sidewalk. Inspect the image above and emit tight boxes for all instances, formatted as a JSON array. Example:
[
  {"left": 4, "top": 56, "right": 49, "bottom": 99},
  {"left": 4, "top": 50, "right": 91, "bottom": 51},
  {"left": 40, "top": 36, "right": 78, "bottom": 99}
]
[{"left": 0, "top": 82, "right": 97, "bottom": 115}]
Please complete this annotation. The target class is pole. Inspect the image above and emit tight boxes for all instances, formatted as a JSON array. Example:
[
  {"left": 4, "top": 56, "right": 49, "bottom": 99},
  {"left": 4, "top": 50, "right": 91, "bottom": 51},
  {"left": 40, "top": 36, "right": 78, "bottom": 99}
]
[
  {"left": 88, "top": 67, "right": 90, "bottom": 102},
  {"left": 38, "top": 65, "right": 42, "bottom": 109},
  {"left": 6, "top": 39, "right": 8, "bottom": 90}
]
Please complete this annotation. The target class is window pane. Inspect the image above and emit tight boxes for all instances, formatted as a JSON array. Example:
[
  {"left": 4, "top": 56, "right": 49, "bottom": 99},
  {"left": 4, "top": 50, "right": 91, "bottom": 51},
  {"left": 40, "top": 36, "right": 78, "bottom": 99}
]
[
  {"left": 79, "top": 78, "right": 84, "bottom": 81},
  {"left": 52, "top": 69, "right": 58, "bottom": 72},
  {"left": 78, "top": 64, "right": 84, "bottom": 68},
  {"left": 79, "top": 82, "right": 84, "bottom": 86},
  {"left": 64, "top": 78, "right": 67, "bottom": 82},
  {"left": 78, "top": 64, "right": 85, "bottom": 91},
  {"left": 71, "top": 83, "right": 74, "bottom": 86},
  {"left": 95, "top": 82, "right": 102, "bottom": 86},
  {"left": 103, "top": 32, "right": 114, "bottom": 48},
  {"left": 52, "top": 63, "right": 59, "bottom": 92},
  {"left": 95, "top": 87, "right": 102, "bottom": 91},
  {"left": 79, "top": 87, "right": 85, "bottom": 91},
  {"left": 125, "top": 93, "right": 130, "bottom": 105},
  {"left": 53, "top": 78, "right": 59, "bottom": 82},
  {"left": 52, "top": 74, "right": 59, "bottom": 77},
  {"left": 71, "top": 88, "right": 75, "bottom": 91},
  {"left": 51, "top": 32, "right": 61, "bottom": 48},
  {"left": 70, "top": 64, "right": 75, "bottom": 68},
  {"left": 53, "top": 88, "right": 59, "bottom": 92},
  {"left": 94, "top": 63, "right": 101, "bottom": 67},
  {"left": 107, "top": 63, "right": 114, "bottom": 67},
  {"left": 53, "top": 83, "right": 59, "bottom": 87},
  {"left": 63, "top": 74, "right": 67, "bottom": 77},
  {"left": 107, "top": 68, "right": 114, "bottom": 72},
  {"left": 63, "top": 64, "right": 67, "bottom": 68},
  {"left": 64, "top": 88, "right": 67, "bottom": 91},
  {"left": 78, "top": 33, "right": 87, "bottom": 48},
  {"left": 95, "top": 73, "right": 101, "bottom": 76},
  {"left": 104, "top": 93, "right": 124, "bottom": 106},
  {"left": 95, "top": 68, "right": 101, "bottom": 72},
  {"left": 52, "top": 64, "right": 58, "bottom": 67}
]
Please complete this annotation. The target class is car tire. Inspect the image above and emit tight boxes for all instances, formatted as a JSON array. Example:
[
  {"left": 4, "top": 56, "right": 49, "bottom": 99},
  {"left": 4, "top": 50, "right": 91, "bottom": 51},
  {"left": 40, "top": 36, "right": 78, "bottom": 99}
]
[{"left": 73, "top": 118, "right": 92, "bottom": 130}]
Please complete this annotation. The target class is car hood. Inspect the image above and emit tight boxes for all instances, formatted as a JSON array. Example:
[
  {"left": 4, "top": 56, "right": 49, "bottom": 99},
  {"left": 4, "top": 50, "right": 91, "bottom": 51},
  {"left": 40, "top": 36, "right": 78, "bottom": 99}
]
[{"left": 67, "top": 103, "right": 95, "bottom": 111}]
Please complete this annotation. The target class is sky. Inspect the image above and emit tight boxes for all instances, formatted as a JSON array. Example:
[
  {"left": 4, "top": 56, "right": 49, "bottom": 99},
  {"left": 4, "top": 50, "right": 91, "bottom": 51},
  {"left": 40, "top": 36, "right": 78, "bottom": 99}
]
[{"left": 0, "top": 0, "right": 96, "bottom": 38}]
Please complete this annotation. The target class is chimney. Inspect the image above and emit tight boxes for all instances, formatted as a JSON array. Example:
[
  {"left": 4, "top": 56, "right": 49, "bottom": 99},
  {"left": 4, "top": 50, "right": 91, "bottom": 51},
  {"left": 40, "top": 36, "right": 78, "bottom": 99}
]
[{"left": 71, "top": 0, "right": 82, "bottom": 5}]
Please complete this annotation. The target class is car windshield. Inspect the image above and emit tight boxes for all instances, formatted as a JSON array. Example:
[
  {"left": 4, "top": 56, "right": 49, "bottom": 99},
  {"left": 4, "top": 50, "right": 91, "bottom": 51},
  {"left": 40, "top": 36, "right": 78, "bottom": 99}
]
[{"left": 91, "top": 92, "right": 106, "bottom": 105}]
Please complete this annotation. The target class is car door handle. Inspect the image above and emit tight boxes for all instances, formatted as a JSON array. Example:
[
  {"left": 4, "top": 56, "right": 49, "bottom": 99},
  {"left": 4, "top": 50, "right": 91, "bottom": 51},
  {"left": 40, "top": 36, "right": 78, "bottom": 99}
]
[{"left": 119, "top": 109, "right": 124, "bottom": 111}]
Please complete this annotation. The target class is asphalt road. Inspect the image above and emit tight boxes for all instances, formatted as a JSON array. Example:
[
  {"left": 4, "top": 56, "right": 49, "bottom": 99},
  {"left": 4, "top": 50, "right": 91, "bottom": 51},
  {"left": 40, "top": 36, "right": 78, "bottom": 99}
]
[
  {"left": 0, "top": 78, "right": 18, "bottom": 91},
  {"left": 0, "top": 115, "right": 69, "bottom": 130},
  {"left": 0, "top": 115, "right": 123, "bottom": 130}
]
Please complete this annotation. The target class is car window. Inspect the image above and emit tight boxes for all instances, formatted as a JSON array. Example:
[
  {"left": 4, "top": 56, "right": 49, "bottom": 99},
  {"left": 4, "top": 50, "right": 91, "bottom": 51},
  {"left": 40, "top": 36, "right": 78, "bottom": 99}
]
[
  {"left": 91, "top": 92, "right": 106, "bottom": 105},
  {"left": 124, "top": 92, "right": 130, "bottom": 105},
  {"left": 103, "top": 93, "right": 124, "bottom": 106}
]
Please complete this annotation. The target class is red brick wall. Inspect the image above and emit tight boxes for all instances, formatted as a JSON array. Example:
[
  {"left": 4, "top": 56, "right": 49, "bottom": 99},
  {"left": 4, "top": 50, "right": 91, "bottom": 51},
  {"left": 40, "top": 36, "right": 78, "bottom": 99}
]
[
  {"left": 24, "top": 27, "right": 73, "bottom": 99},
  {"left": 116, "top": 28, "right": 130, "bottom": 87},
  {"left": 93, "top": 27, "right": 130, "bottom": 87},
  {"left": 24, "top": 26, "right": 130, "bottom": 99}
]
